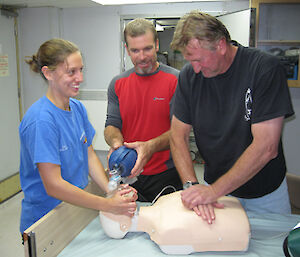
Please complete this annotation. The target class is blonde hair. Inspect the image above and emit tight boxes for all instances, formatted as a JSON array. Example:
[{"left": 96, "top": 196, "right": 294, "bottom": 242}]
[{"left": 171, "top": 11, "right": 231, "bottom": 52}]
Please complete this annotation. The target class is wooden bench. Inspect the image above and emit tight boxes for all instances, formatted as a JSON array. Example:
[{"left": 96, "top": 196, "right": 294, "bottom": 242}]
[{"left": 23, "top": 180, "right": 104, "bottom": 257}]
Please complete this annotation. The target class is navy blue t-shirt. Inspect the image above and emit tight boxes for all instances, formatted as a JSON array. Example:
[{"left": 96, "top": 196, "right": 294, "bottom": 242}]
[{"left": 173, "top": 45, "right": 294, "bottom": 198}]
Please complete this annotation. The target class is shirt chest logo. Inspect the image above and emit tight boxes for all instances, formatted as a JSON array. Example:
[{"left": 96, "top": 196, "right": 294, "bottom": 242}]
[
  {"left": 59, "top": 145, "right": 68, "bottom": 152},
  {"left": 153, "top": 97, "right": 165, "bottom": 101},
  {"left": 244, "top": 88, "right": 252, "bottom": 121}
]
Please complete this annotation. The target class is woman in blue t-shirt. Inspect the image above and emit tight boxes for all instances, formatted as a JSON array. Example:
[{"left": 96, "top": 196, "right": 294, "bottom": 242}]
[{"left": 19, "top": 38, "right": 137, "bottom": 235}]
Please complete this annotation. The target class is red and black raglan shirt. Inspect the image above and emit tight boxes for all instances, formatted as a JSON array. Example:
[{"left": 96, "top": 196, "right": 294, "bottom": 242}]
[{"left": 105, "top": 64, "right": 179, "bottom": 175}]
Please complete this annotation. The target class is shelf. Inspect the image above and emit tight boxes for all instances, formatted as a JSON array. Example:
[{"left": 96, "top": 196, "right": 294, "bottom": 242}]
[
  {"left": 288, "top": 79, "right": 300, "bottom": 88},
  {"left": 257, "top": 40, "right": 300, "bottom": 46},
  {"left": 251, "top": 0, "right": 300, "bottom": 87}
]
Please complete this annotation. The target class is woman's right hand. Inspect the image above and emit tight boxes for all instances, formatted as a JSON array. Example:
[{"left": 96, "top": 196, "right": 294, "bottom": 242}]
[{"left": 107, "top": 186, "right": 138, "bottom": 217}]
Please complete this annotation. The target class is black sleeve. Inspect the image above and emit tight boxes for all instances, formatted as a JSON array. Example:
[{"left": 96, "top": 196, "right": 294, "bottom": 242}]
[
  {"left": 251, "top": 60, "right": 294, "bottom": 124},
  {"left": 173, "top": 65, "right": 193, "bottom": 125}
]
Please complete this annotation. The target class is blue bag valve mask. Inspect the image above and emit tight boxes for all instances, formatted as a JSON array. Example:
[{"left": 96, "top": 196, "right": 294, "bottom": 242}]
[
  {"left": 107, "top": 146, "right": 138, "bottom": 193},
  {"left": 108, "top": 146, "right": 137, "bottom": 177}
]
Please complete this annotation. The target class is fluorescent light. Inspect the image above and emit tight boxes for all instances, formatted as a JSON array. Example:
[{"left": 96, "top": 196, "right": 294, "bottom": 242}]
[{"left": 92, "top": 0, "right": 205, "bottom": 5}]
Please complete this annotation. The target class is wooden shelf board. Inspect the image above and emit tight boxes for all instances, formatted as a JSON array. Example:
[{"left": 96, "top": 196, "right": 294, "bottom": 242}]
[{"left": 288, "top": 80, "right": 300, "bottom": 87}]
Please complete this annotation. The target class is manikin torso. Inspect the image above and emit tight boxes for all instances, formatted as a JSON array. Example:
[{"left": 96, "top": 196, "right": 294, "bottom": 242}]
[{"left": 100, "top": 191, "right": 250, "bottom": 255}]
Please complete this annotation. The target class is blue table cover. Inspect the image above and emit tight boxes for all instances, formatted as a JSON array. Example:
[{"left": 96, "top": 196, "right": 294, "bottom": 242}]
[{"left": 59, "top": 211, "right": 299, "bottom": 257}]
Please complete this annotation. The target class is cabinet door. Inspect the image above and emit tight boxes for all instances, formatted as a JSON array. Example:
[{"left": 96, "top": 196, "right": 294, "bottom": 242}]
[{"left": 217, "top": 8, "right": 253, "bottom": 47}]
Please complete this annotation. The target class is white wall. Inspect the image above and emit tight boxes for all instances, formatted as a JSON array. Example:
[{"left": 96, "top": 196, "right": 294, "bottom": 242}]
[
  {"left": 0, "top": 14, "right": 20, "bottom": 180},
  {"left": 62, "top": 6, "right": 121, "bottom": 91},
  {"left": 19, "top": 7, "right": 63, "bottom": 112},
  {"left": 283, "top": 88, "right": 300, "bottom": 174},
  {"left": 19, "top": 1, "right": 249, "bottom": 100}
]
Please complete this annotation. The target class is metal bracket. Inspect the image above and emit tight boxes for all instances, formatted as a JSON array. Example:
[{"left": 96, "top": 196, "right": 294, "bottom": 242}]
[{"left": 28, "top": 231, "right": 37, "bottom": 257}]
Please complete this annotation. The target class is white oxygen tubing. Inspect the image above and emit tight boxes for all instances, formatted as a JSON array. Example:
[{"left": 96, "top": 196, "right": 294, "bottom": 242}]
[{"left": 151, "top": 185, "right": 177, "bottom": 205}]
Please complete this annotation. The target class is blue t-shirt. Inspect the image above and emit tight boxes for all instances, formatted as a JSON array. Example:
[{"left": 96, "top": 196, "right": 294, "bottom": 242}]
[{"left": 19, "top": 96, "right": 95, "bottom": 233}]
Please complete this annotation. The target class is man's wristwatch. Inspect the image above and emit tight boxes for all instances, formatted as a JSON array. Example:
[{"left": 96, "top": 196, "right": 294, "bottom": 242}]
[{"left": 183, "top": 181, "right": 199, "bottom": 190}]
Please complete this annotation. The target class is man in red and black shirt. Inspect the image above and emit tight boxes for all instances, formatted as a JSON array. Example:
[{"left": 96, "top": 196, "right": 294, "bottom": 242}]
[{"left": 104, "top": 18, "right": 182, "bottom": 202}]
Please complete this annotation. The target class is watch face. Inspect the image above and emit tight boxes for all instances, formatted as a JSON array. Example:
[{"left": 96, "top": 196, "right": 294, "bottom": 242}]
[
  {"left": 183, "top": 181, "right": 199, "bottom": 190},
  {"left": 183, "top": 181, "right": 192, "bottom": 190}
]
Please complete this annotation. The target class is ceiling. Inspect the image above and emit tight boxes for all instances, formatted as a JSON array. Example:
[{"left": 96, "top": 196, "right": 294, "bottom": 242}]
[
  {"left": 0, "top": 0, "right": 99, "bottom": 8},
  {"left": 0, "top": 0, "right": 180, "bottom": 28},
  {"left": 0, "top": 0, "right": 221, "bottom": 9}
]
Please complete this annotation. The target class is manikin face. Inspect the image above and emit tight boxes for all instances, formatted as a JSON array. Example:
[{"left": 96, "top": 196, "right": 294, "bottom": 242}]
[
  {"left": 46, "top": 51, "right": 83, "bottom": 100},
  {"left": 125, "top": 30, "right": 159, "bottom": 74},
  {"left": 183, "top": 38, "right": 223, "bottom": 78}
]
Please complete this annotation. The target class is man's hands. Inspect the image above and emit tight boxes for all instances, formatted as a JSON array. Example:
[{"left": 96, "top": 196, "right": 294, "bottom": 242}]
[
  {"left": 106, "top": 140, "right": 151, "bottom": 178},
  {"left": 106, "top": 128, "right": 170, "bottom": 179},
  {"left": 181, "top": 184, "right": 224, "bottom": 224},
  {"left": 124, "top": 141, "right": 154, "bottom": 177}
]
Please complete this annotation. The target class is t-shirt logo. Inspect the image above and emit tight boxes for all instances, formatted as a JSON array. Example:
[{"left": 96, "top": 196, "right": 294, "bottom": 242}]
[
  {"left": 153, "top": 97, "right": 165, "bottom": 101},
  {"left": 59, "top": 145, "right": 68, "bottom": 152},
  {"left": 244, "top": 88, "right": 252, "bottom": 121}
]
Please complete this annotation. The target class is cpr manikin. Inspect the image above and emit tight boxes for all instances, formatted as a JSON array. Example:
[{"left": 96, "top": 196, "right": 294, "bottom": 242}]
[{"left": 99, "top": 191, "right": 250, "bottom": 255}]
